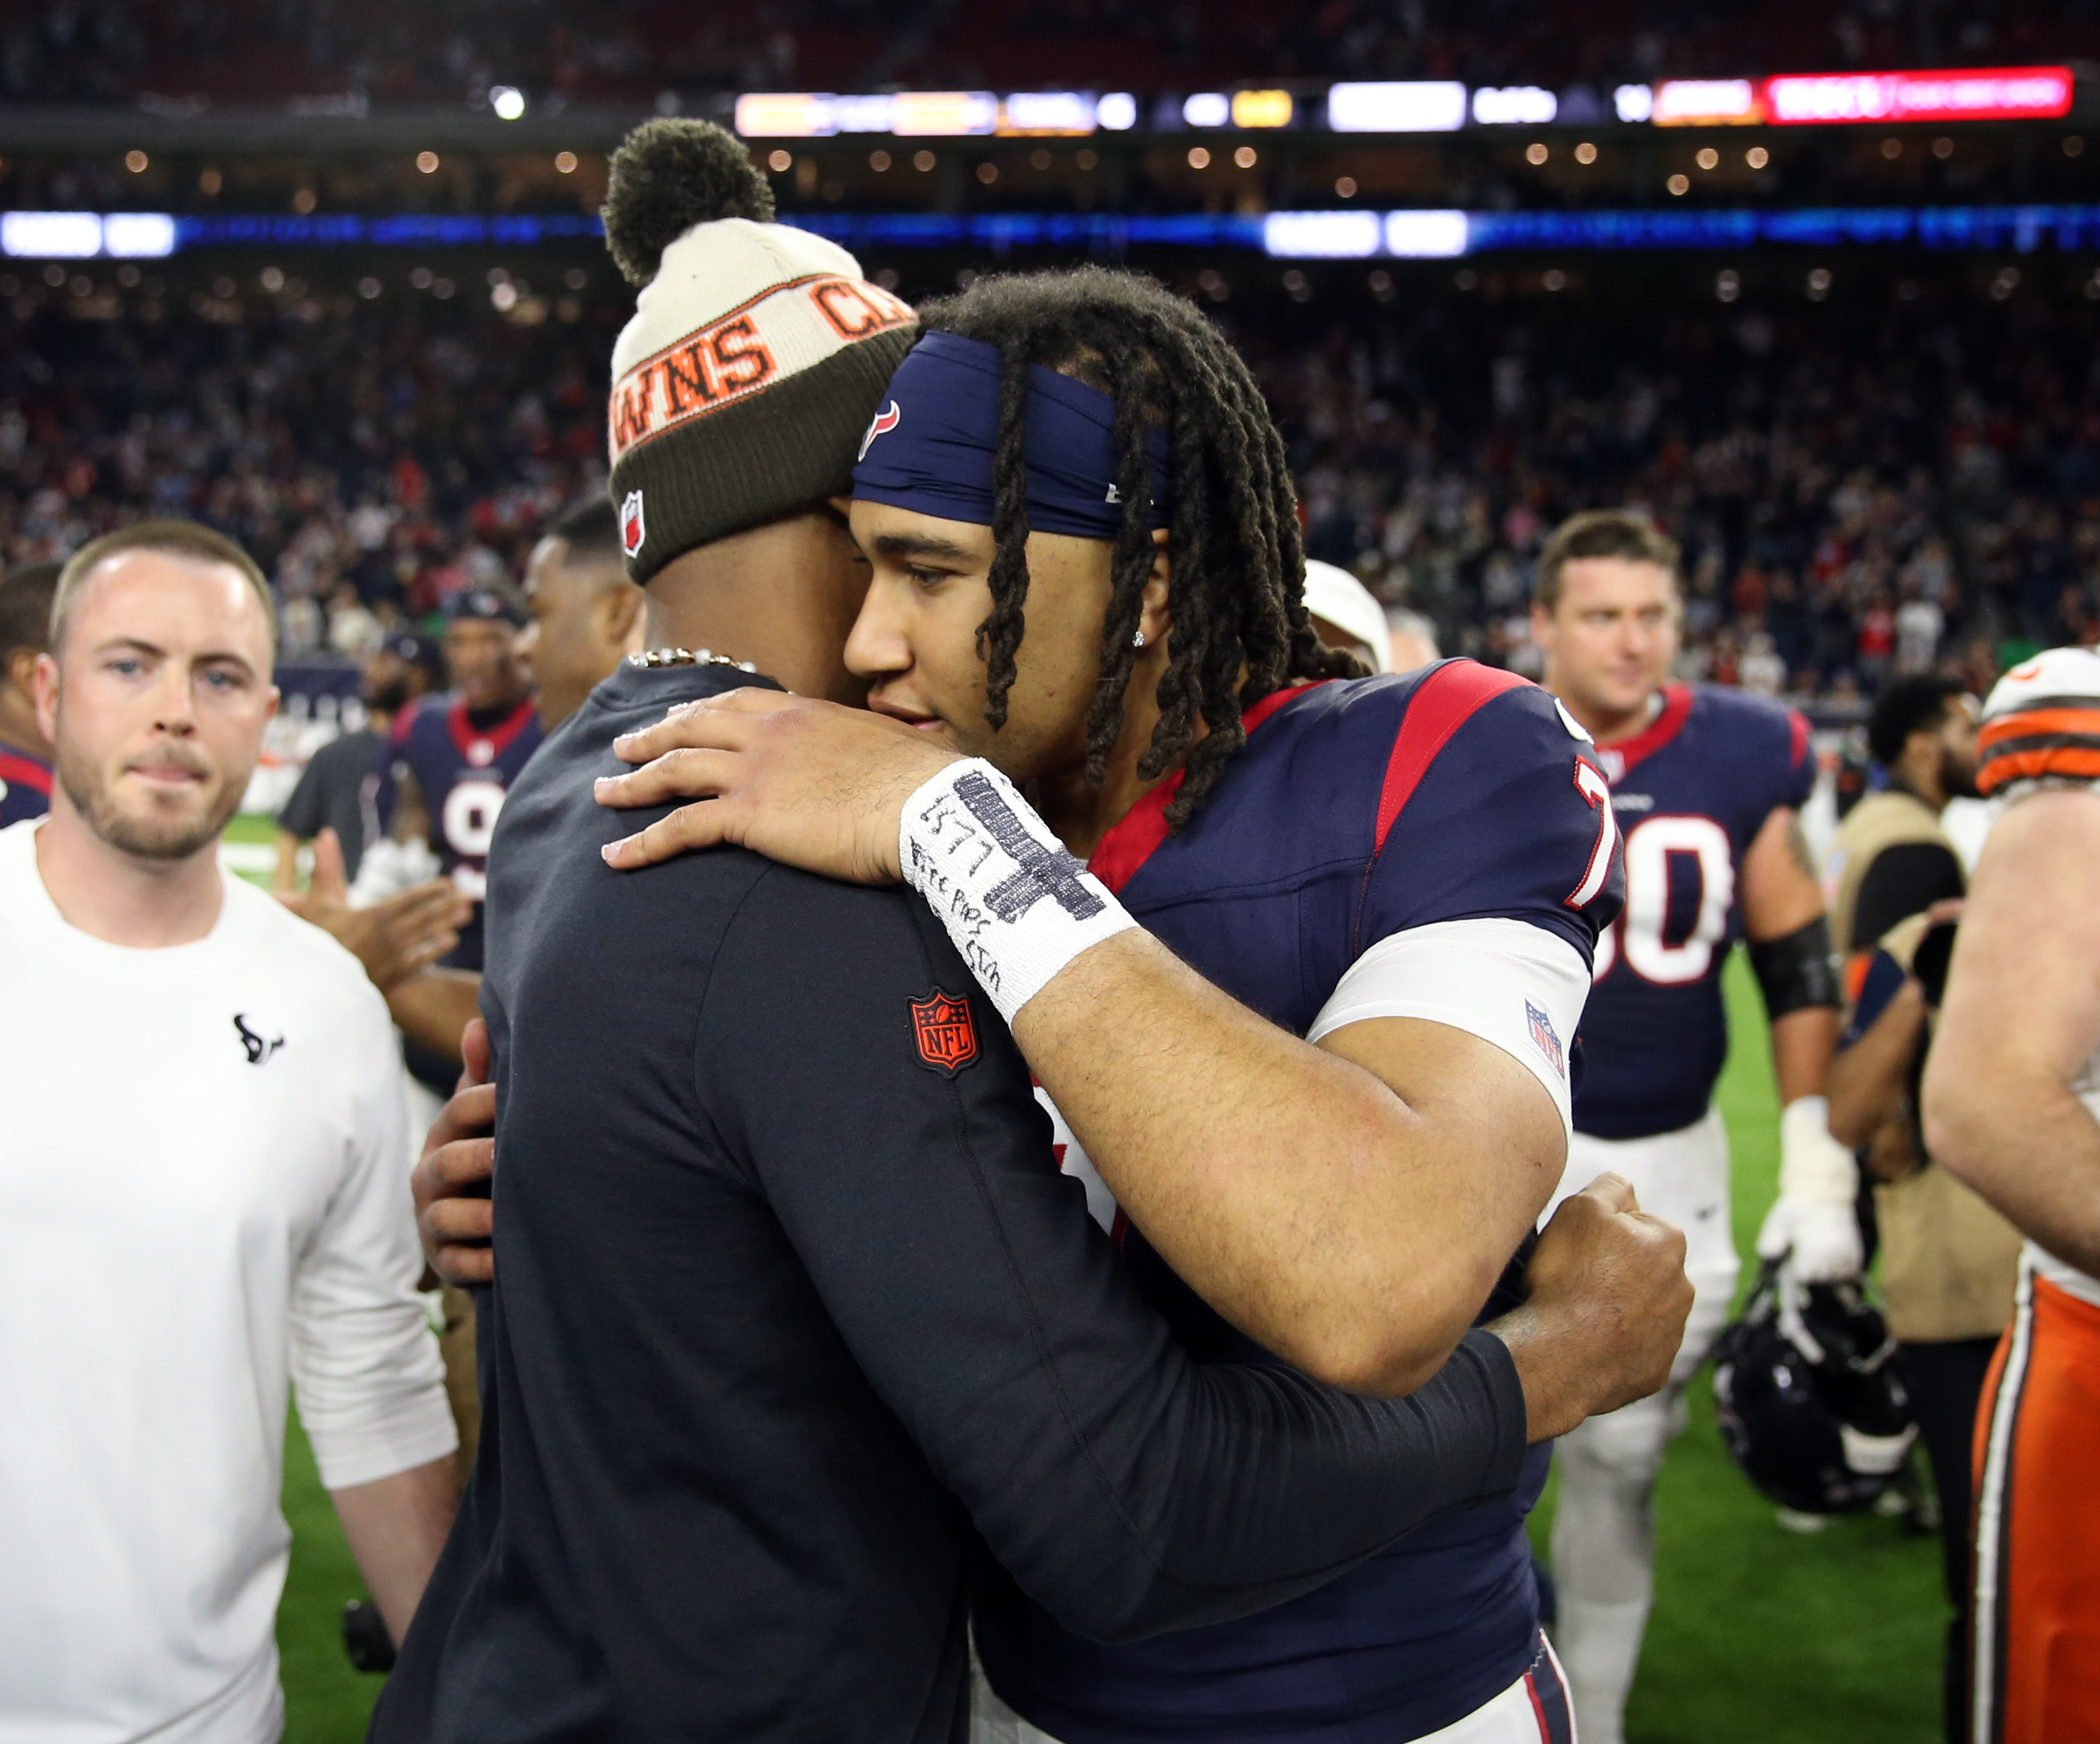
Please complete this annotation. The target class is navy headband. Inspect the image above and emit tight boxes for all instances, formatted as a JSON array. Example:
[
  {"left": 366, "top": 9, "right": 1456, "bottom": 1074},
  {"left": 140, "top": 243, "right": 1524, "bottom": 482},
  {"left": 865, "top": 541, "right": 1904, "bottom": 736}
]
[{"left": 852, "top": 330, "right": 1173, "bottom": 540}]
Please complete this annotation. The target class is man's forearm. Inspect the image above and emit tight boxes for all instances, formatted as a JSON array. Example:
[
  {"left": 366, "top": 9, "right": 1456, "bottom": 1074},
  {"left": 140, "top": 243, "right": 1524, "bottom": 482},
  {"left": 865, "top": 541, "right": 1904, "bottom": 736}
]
[
  {"left": 1015, "top": 930, "right": 1563, "bottom": 1397},
  {"left": 329, "top": 1454, "right": 457, "bottom": 1647},
  {"left": 1825, "top": 984, "right": 1925, "bottom": 1148},
  {"left": 1921, "top": 790, "right": 2100, "bottom": 1278},
  {"left": 1769, "top": 1003, "right": 1839, "bottom": 1107},
  {"left": 1925, "top": 1066, "right": 2100, "bottom": 1276},
  {"left": 385, "top": 970, "right": 483, "bottom": 1066}
]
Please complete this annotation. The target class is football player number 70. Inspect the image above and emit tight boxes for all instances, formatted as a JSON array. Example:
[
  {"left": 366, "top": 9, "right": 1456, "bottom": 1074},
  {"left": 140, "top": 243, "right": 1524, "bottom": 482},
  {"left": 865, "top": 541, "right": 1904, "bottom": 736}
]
[{"left": 1591, "top": 811, "right": 1735, "bottom": 987}]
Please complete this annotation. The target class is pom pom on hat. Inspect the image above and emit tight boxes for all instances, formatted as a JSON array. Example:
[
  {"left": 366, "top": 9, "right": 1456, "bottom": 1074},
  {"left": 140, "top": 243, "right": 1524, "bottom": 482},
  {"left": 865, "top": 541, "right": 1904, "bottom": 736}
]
[{"left": 602, "top": 118, "right": 776, "bottom": 288}]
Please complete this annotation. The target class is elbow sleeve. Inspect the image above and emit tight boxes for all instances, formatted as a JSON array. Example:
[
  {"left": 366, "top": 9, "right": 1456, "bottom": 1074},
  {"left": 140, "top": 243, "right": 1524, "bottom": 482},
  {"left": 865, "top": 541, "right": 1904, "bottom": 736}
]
[{"left": 1750, "top": 915, "right": 1840, "bottom": 1018}]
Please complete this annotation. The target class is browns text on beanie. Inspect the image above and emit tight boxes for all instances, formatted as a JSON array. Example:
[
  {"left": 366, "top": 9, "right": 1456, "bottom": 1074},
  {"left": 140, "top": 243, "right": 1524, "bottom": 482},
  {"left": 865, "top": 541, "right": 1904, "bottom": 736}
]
[{"left": 601, "top": 120, "right": 917, "bottom": 583}]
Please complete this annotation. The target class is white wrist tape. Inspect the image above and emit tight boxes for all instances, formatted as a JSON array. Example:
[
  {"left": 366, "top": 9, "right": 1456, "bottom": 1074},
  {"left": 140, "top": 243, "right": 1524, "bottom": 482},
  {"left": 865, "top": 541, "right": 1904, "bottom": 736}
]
[
  {"left": 899, "top": 758, "right": 1138, "bottom": 1025},
  {"left": 1778, "top": 1095, "right": 1858, "bottom": 1204}
]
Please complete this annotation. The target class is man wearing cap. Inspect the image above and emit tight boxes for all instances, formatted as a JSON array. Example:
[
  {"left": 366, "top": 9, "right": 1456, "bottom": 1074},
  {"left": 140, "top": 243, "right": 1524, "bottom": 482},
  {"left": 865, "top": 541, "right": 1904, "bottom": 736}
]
[
  {"left": 1301, "top": 559, "right": 1395, "bottom": 675},
  {"left": 1922, "top": 648, "right": 2100, "bottom": 1744}
]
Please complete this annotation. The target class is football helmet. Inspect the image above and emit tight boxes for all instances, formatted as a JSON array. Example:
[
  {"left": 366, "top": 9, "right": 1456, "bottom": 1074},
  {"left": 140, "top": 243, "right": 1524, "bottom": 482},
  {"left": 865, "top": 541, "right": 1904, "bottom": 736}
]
[{"left": 1711, "top": 1259, "right": 1917, "bottom": 1514}]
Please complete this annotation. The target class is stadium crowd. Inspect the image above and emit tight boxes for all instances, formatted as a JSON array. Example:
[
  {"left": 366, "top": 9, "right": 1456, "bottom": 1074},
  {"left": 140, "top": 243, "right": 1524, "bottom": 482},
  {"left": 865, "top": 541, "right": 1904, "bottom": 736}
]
[
  {"left": 4, "top": 267, "right": 2095, "bottom": 706},
  {"left": 1250, "top": 275, "right": 2100, "bottom": 705},
  {"left": 0, "top": 277, "right": 616, "bottom": 662}
]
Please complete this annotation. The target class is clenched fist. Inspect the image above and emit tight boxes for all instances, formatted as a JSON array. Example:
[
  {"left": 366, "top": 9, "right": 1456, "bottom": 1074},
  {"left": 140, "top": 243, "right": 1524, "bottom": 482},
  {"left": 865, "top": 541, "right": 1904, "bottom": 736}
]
[{"left": 1488, "top": 1173, "right": 1693, "bottom": 1442}]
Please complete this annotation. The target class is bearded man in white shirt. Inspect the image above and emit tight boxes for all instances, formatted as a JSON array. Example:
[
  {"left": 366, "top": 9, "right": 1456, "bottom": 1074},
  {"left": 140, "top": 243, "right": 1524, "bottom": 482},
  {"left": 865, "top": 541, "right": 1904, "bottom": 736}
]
[{"left": 0, "top": 521, "right": 458, "bottom": 1744}]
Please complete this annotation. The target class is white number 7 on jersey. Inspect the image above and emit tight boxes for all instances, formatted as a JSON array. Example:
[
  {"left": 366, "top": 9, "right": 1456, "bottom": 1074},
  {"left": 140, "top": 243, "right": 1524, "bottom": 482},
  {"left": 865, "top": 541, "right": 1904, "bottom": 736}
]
[{"left": 1565, "top": 758, "right": 1619, "bottom": 911}]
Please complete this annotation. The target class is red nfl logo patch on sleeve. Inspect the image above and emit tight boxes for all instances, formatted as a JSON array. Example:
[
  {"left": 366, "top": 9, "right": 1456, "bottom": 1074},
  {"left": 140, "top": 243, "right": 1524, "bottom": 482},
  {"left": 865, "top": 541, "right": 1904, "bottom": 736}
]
[
  {"left": 910, "top": 990, "right": 979, "bottom": 1076},
  {"left": 620, "top": 489, "right": 646, "bottom": 558}
]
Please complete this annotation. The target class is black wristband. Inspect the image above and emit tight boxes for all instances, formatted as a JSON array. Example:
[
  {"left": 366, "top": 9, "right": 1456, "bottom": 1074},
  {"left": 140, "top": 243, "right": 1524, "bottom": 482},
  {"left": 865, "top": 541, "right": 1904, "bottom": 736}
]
[{"left": 1749, "top": 914, "right": 1841, "bottom": 1018}]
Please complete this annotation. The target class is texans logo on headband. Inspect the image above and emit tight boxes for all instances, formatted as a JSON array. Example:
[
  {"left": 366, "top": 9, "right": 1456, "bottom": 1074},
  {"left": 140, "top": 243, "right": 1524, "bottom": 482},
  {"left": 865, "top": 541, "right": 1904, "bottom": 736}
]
[
  {"left": 852, "top": 332, "right": 1173, "bottom": 539},
  {"left": 860, "top": 400, "right": 901, "bottom": 462}
]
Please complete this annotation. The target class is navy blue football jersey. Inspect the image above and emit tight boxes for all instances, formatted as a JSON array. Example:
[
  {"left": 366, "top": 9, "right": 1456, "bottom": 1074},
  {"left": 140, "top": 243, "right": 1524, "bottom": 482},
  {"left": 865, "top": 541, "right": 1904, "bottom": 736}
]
[
  {"left": 1573, "top": 682, "right": 1814, "bottom": 1141},
  {"left": 377, "top": 694, "right": 543, "bottom": 972},
  {"left": 0, "top": 747, "right": 51, "bottom": 828},
  {"left": 975, "top": 660, "right": 1624, "bottom": 1744}
]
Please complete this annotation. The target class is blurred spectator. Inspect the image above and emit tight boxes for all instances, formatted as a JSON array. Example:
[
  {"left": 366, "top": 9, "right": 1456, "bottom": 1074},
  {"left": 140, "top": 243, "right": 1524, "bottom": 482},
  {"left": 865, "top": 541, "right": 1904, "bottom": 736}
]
[
  {"left": 1828, "top": 675, "right": 1979, "bottom": 959},
  {"left": 0, "top": 560, "right": 58, "bottom": 826},
  {"left": 516, "top": 498, "right": 643, "bottom": 733},
  {"left": 274, "top": 632, "right": 441, "bottom": 889}
]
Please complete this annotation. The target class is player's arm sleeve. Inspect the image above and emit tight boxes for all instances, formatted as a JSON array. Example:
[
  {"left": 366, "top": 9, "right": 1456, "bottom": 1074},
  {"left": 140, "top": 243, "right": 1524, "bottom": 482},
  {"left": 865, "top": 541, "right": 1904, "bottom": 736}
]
[
  {"left": 1308, "top": 917, "right": 1592, "bottom": 1137},
  {"left": 288, "top": 979, "right": 457, "bottom": 1490},
  {"left": 1849, "top": 841, "right": 1964, "bottom": 953},
  {"left": 697, "top": 868, "right": 1530, "bottom": 1644},
  {"left": 1324, "top": 677, "right": 1622, "bottom": 1130},
  {"left": 1843, "top": 947, "right": 1910, "bottom": 1046}
]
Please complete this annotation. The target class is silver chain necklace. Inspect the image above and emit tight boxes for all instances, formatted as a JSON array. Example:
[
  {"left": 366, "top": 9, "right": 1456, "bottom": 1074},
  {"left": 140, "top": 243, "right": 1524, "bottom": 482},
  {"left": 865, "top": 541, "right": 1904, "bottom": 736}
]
[{"left": 627, "top": 648, "right": 760, "bottom": 674}]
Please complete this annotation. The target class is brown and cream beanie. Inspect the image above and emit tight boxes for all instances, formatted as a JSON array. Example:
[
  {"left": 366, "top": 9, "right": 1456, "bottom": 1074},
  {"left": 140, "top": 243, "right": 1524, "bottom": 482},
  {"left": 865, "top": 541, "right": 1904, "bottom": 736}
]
[{"left": 601, "top": 120, "right": 918, "bottom": 584}]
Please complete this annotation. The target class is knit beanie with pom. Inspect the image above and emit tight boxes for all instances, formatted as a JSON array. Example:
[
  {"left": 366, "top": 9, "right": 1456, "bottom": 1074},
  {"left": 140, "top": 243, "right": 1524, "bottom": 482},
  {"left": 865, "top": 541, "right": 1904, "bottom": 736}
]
[{"left": 601, "top": 118, "right": 917, "bottom": 584}]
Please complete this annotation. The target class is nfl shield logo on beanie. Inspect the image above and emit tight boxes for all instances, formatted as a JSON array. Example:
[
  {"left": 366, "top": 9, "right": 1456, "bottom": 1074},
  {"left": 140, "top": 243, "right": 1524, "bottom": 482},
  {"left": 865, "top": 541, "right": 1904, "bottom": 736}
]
[{"left": 620, "top": 490, "right": 646, "bottom": 558}]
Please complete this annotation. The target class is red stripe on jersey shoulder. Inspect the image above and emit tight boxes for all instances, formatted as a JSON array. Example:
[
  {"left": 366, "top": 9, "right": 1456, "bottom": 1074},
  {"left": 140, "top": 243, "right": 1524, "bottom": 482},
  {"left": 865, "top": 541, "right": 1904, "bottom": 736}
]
[
  {"left": 1373, "top": 660, "right": 1532, "bottom": 854},
  {"left": 1596, "top": 681, "right": 1694, "bottom": 777},
  {"left": 446, "top": 695, "right": 538, "bottom": 762},
  {"left": 1088, "top": 681, "right": 1327, "bottom": 895},
  {"left": 0, "top": 749, "right": 52, "bottom": 795},
  {"left": 1786, "top": 705, "right": 1811, "bottom": 771}
]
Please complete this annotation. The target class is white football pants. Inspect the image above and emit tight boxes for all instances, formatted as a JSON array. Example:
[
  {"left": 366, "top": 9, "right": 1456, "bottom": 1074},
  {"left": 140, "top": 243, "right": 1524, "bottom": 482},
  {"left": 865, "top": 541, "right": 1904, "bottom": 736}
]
[{"left": 1541, "top": 1108, "right": 1739, "bottom": 1744}]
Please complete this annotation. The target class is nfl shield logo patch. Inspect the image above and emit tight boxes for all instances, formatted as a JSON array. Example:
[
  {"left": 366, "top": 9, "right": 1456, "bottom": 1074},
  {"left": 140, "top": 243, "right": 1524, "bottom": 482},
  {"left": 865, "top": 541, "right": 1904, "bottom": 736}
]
[
  {"left": 909, "top": 990, "right": 979, "bottom": 1076},
  {"left": 620, "top": 490, "right": 646, "bottom": 558},
  {"left": 1526, "top": 1000, "right": 1566, "bottom": 1078}
]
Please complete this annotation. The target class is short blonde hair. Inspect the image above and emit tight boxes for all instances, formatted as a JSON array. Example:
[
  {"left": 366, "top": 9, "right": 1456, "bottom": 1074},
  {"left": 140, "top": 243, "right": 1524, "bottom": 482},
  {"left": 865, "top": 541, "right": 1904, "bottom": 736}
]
[{"left": 53, "top": 521, "right": 277, "bottom": 657}]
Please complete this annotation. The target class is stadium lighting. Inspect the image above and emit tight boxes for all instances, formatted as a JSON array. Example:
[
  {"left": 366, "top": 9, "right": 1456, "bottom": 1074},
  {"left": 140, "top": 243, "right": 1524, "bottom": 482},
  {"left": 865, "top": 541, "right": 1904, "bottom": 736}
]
[
  {"left": 0, "top": 212, "right": 105, "bottom": 257},
  {"left": 1472, "top": 86, "right": 1558, "bottom": 126},
  {"left": 999, "top": 91, "right": 1097, "bottom": 135},
  {"left": 1653, "top": 80, "right": 1760, "bottom": 126},
  {"left": 101, "top": 213, "right": 176, "bottom": 258},
  {"left": 1614, "top": 84, "right": 1655, "bottom": 124},
  {"left": 1183, "top": 93, "right": 1231, "bottom": 128},
  {"left": 1096, "top": 92, "right": 1137, "bottom": 131},
  {"left": 490, "top": 86, "right": 527, "bottom": 121},
  {"left": 1231, "top": 90, "right": 1294, "bottom": 129},
  {"left": 735, "top": 93, "right": 837, "bottom": 137},
  {"left": 890, "top": 91, "right": 998, "bottom": 136},
  {"left": 1762, "top": 66, "right": 2072, "bottom": 126},
  {"left": 831, "top": 95, "right": 896, "bottom": 132},
  {"left": 1263, "top": 210, "right": 1384, "bottom": 257},
  {"left": 1384, "top": 210, "right": 1470, "bottom": 256},
  {"left": 1326, "top": 82, "right": 1468, "bottom": 133}
]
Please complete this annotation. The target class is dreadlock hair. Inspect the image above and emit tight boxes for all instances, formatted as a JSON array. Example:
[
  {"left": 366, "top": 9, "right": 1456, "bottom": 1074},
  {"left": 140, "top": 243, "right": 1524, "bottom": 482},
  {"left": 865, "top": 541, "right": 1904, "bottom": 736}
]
[{"left": 917, "top": 266, "right": 1365, "bottom": 828}]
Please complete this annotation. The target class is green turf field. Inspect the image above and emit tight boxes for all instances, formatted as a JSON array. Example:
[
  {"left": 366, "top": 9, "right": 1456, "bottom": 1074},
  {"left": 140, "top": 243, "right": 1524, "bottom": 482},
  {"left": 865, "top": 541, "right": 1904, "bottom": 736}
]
[{"left": 271, "top": 951, "right": 1944, "bottom": 1742}]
